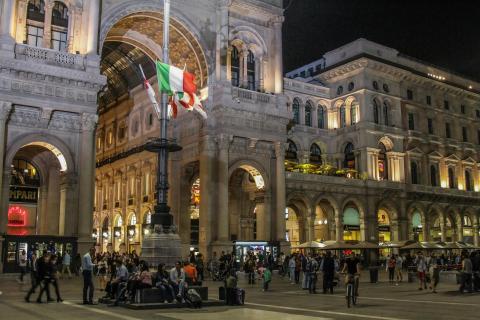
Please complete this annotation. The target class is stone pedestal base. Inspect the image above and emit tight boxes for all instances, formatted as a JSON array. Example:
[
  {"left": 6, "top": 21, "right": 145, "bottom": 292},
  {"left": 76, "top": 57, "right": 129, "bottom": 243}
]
[
  {"left": 141, "top": 229, "right": 182, "bottom": 269},
  {"left": 0, "top": 35, "right": 15, "bottom": 58}
]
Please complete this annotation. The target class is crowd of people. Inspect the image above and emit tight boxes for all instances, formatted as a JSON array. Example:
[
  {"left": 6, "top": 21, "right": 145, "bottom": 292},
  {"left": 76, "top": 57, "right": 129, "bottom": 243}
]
[{"left": 16, "top": 246, "right": 480, "bottom": 306}]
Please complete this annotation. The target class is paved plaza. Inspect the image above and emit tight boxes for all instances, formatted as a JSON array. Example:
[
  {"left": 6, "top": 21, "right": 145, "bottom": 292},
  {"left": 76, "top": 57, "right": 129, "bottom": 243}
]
[{"left": 0, "top": 272, "right": 478, "bottom": 320}]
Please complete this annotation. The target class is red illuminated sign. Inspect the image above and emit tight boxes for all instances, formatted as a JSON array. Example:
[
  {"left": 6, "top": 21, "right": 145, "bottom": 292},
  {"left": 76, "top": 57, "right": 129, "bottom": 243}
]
[{"left": 7, "top": 206, "right": 26, "bottom": 226}]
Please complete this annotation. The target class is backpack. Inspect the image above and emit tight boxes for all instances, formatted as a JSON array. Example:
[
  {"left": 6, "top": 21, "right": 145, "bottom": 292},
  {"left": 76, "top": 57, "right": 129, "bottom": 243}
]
[{"left": 185, "top": 289, "right": 202, "bottom": 308}]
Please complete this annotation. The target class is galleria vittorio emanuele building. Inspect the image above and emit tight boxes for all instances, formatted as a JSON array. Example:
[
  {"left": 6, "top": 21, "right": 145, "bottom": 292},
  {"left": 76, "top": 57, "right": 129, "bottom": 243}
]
[{"left": 0, "top": 0, "right": 479, "bottom": 271}]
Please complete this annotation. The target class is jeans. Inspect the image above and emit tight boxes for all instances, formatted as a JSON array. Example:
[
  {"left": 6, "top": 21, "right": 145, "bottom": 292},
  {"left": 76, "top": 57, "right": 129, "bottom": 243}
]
[
  {"left": 388, "top": 267, "right": 395, "bottom": 282},
  {"left": 289, "top": 267, "right": 295, "bottom": 282},
  {"left": 82, "top": 270, "right": 94, "bottom": 302},
  {"left": 323, "top": 273, "right": 334, "bottom": 293},
  {"left": 37, "top": 278, "right": 52, "bottom": 301},
  {"left": 460, "top": 273, "right": 472, "bottom": 293},
  {"left": 307, "top": 273, "right": 317, "bottom": 293},
  {"left": 247, "top": 272, "right": 255, "bottom": 284}
]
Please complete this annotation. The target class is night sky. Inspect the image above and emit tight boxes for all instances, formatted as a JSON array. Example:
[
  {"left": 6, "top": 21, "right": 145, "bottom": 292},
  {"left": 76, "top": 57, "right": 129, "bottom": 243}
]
[{"left": 282, "top": 0, "right": 480, "bottom": 81}]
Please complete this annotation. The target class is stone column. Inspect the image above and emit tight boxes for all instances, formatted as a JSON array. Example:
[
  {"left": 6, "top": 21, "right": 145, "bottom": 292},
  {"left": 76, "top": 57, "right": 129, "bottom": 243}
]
[
  {"left": 457, "top": 223, "right": 464, "bottom": 242},
  {"left": 86, "top": 0, "right": 100, "bottom": 54},
  {"left": 199, "top": 136, "right": 216, "bottom": 257},
  {"left": 215, "top": 0, "right": 230, "bottom": 82},
  {"left": 0, "top": 0, "right": 15, "bottom": 57},
  {"left": 272, "top": 15, "right": 284, "bottom": 93},
  {"left": 312, "top": 105, "right": 318, "bottom": 128},
  {"left": 241, "top": 50, "right": 248, "bottom": 88},
  {"left": 42, "top": 1, "right": 54, "bottom": 49},
  {"left": 0, "top": 102, "right": 12, "bottom": 226},
  {"left": 440, "top": 218, "right": 446, "bottom": 242},
  {"left": 274, "top": 142, "right": 286, "bottom": 242},
  {"left": 474, "top": 224, "right": 479, "bottom": 247},
  {"left": 306, "top": 215, "right": 314, "bottom": 241},
  {"left": 259, "top": 56, "right": 265, "bottom": 92},
  {"left": 46, "top": 166, "right": 61, "bottom": 235},
  {"left": 15, "top": 0, "right": 28, "bottom": 43},
  {"left": 0, "top": 0, "right": 15, "bottom": 37},
  {"left": 67, "top": 8, "right": 76, "bottom": 53},
  {"left": 217, "top": 134, "right": 230, "bottom": 242},
  {"left": 226, "top": 47, "right": 232, "bottom": 81},
  {"left": 77, "top": 113, "right": 98, "bottom": 254},
  {"left": 335, "top": 212, "right": 343, "bottom": 241},
  {"left": 255, "top": 195, "right": 266, "bottom": 240}
]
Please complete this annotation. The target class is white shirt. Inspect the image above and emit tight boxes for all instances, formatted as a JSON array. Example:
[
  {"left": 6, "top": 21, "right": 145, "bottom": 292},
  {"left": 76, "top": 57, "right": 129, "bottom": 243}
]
[
  {"left": 19, "top": 253, "right": 27, "bottom": 267},
  {"left": 82, "top": 253, "right": 94, "bottom": 271}
]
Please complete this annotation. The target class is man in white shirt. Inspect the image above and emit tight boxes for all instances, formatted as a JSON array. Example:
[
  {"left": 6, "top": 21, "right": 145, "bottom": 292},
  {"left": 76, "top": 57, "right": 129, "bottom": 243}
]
[
  {"left": 18, "top": 250, "right": 27, "bottom": 283},
  {"left": 82, "top": 247, "right": 96, "bottom": 304}
]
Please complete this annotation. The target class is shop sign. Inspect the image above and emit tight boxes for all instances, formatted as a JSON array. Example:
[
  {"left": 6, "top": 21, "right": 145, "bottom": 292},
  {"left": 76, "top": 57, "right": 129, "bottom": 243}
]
[
  {"left": 7, "top": 206, "right": 27, "bottom": 226},
  {"left": 344, "top": 225, "right": 360, "bottom": 231},
  {"left": 378, "top": 225, "right": 390, "bottom": 232},
  {"left": 9, "top": 186, "right": 38, "bottom": 203}
]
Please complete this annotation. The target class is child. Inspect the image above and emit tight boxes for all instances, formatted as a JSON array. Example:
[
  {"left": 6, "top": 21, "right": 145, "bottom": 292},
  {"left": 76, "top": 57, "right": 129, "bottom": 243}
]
[{"left": 263, "top": 268, "right": 272, "bottom": 291}]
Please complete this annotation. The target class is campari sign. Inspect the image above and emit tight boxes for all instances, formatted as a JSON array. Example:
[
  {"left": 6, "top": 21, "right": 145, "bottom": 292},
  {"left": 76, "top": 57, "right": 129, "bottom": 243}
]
[{"left": 7, "top": 206, "right": 27, "bottom": 226}]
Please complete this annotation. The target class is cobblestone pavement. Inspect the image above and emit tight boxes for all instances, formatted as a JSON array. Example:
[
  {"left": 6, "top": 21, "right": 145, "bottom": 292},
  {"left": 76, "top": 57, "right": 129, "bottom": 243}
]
[{"left": 0, "top": 271, "right": 479, "bottom": 320}]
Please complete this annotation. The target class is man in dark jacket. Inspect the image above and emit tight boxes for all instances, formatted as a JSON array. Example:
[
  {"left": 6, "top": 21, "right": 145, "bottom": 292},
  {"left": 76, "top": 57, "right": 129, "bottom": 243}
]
[
  {"left": 321, "top": 251, "right": 335, "bottom": 294},
  {"left": 25, "top": 250, "right": 52, "bottom": 303}
]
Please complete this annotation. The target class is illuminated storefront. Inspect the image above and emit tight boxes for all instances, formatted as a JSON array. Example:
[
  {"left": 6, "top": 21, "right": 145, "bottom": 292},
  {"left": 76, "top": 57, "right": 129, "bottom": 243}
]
[
  {"left": 411, "top": 211, "right": 424, "bottom": 241},
  {"left": 378, "top": 209, "right": 391, "bottom": 242}
]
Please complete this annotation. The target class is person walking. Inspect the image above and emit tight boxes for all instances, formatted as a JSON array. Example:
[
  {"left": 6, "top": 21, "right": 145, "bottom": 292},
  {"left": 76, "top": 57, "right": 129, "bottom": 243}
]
[
  {"left": 18, "top": 250, "right": 27, "bottom": 283},
  {"left": 288, "top": 254, "right": 296, "bottom": 284},
  {"left": 306, "top": 254, "right": 318, "bottom": 294},
  {"left": 25, "top": 250, "right": 51, "bottom": 303},
  {"left": 460, "top": 253, "right": 473, "bottom": 293},
  {"left": 82, "top": 247, "right": 96, "bottom": 304},
  {"left": 415, "top": 252, "right": 427, "bottom": 290},
  {"left": 29, "top": 253, "right": 38, "bottom": 290},
  {"left": 49, "top": 255, "right": 63, "bottom": 302},
  {"left": 35, "top": 252, "right": 53, "bottom": 303},
  {"left": 395, "top": 254, "right": 403, "bottom": 284},
  {"left": 263, "top": 267, "right": 272, "bottom": 292},
  {"left": 61, "top": 251, "right": 72, "bottom": 279},
  {"left": 387, "top": 255, "right": 396, "bottom": 285},
  {"left": 244, "top": 254, "right": 256, "bottom": 285},
  {"left": 429, "top": 255, "right": 440, "bottom": 293},
  {"left": 321, "top": 251, "right": 335, "bottom": 294}
]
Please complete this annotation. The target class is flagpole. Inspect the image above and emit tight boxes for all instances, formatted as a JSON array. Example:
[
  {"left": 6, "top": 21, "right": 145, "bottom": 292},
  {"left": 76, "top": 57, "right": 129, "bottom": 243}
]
[{"left": 152, "top": 0, "right": 173, "bottom": 228}]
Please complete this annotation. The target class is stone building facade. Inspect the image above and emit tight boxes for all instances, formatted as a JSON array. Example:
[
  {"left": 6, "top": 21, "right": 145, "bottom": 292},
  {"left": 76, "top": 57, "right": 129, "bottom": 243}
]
[
  {"left": 284, "top": 39, "right": 480, "bottom": 249},
  {"left": 0, "top": 0, "right": 105, "bottom": 271}
]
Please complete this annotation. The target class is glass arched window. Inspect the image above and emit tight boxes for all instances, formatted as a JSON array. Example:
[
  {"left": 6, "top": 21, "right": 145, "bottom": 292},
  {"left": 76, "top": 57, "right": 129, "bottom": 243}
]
[
  {"left": 310, "top": 143, "right": 322, "bottom": 164},
  {"left": 463, "top": 216, "right": 472, "bottom": 227},
  {"left": 430, "top": 165, "right": 438, "bottom": 187},
  {"left": 231, "top": 46, "right": 240, "bottom": 87},
  {"left": 247, "top": 50, "right": 255, "bottom": 91},
  {"left": 129, "top": 214, "right": 137, "bottom": 225},
  {"left": 344, "top": 143, "right": 355, "bottom": 169},
  {"left": 465, "top": 170, "right": 473, "bottom": 191},
  {"left": 411, "top": 161, "right": 418, "bottom": 184},
  {"left": 339, "top": 104, "right": 346, "bottom": 128},
  {"left": 373, "top": 99, "right": 380, "bottom": 124},
  {"left": 11, "top": 158, "right": 41, "bottom": 187},
  {"left": 26, "top": 0, "right": 45, "bottom": 47},
  {"left": 317, "top": 105, "right": 326, "bottom": 129},
  {"left": 51, "top": 1, "right": 68, "bottom": 51},
  {"left": 350, "top": 103, "right": 357, "bottom": 125},
  {"left": 286, "top": 140, "right": 298, "bottom": 161},
  {"left": 292, "top": 98, "right": 300, "bottom": 124},
  {"left": 448, "top": 167, "right": 455, "bottom": 189},
  {"left": 144, "top": 211, "right": 152, "bottom": 224},
  {"left": 305, "top": 101, "right": 312, "bottom": 126},
  {"left": 378, "top": 143, "right": 388, "bottom": 180},
  {"left": 383, "top": 101, "right": 389, "bottom": 126}
]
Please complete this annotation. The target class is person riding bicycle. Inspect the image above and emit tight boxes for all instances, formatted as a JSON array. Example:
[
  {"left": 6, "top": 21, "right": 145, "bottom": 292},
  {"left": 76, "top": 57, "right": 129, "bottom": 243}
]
[{"left": 341, "top": 253, "right": 360, "bottom": 297}]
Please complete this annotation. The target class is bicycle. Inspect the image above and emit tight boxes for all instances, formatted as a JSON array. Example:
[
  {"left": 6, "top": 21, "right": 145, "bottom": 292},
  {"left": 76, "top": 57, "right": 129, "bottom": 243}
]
[{"left": 342, "top": 273, "right": 358, "bottom": 308}]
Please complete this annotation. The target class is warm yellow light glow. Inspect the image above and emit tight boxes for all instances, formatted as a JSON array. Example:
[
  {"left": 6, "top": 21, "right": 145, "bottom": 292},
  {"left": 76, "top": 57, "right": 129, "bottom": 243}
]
[
  {"left": 458, "top": 183, "right": 464, "bottom": 190},
  {"left": 474, "top": 185, "right": 479, "bottom": 192},
  {"left": 24, "top": 142, "right": 68, "bottom": 172},
  {"left": 440, "top": 180, "right": 448, "bottom": 188}
]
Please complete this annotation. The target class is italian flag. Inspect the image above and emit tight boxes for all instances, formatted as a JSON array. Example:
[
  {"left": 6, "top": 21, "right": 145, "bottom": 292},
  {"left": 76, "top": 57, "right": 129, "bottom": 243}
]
[{"left": 156, "top": 61, "right": 207, "bottom": 119}]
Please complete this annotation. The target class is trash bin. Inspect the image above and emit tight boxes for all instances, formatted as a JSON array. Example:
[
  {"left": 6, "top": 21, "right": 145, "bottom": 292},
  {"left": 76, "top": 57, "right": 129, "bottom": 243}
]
[{"left": 369, "top": 266, "right": 379, "bottom": 283}]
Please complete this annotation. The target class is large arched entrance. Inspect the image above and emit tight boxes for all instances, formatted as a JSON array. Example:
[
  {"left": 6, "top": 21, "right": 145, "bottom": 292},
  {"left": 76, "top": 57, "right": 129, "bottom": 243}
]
[
  {"left": 229, "top": 165, "right": 267, "bottom": 242},
  {"left": 314, "top": 200, "right": 335, "bottom": 241},
  {"left": 285, "top": 206, "right": 302, "bottom": 247}
]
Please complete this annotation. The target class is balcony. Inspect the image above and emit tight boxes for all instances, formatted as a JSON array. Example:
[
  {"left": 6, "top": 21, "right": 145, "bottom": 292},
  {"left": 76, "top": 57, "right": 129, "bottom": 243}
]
[
  {"left": 14, "top": 44, "right": 86, "bottom": 70},
  {"left": 231, "top": 86, "right": 274, "bottom": 104}
]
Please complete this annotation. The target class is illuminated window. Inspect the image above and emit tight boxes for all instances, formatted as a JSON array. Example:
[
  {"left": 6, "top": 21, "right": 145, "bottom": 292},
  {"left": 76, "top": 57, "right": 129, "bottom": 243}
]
[
  {"left": 350, "top": 103, "right": 357, "bottom": 125},
  {"left": 378, "top": 143, "right": 388, "bottom": 180},
  {"left": 292, "top": 98, "right": 300, "bottom": 124},
  {"left": 339, "top": 104, "right": 346, "bottom": 128},
  {"left": 247, "top": 50, "right": 255, "bottom": 91},
  {"left": 107, "top": 129, "right": 113, "bottom": 146},
  {"left": 231, "top": 47, "right": 240, "bottom": 87},
  {"left": 344, "top": 143, "right": 355, "bottom": 169},
  {"left": 305, "top": 101, "right": 312, "bottom": 126},
  {"left": 373, "top": 99, "right": 380, "bottom": 124},
  {"left": 309, "top": 143, "right": 322, "bottom": 164},
  {"left": 11, "top": 159, "right": 40, "bottom": 187},
  {"left": 129, "top": 214, "right": 137, "bottom": 225},
  {"left": 317, "top": 105, "right": 326, "bottom": 128}
]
